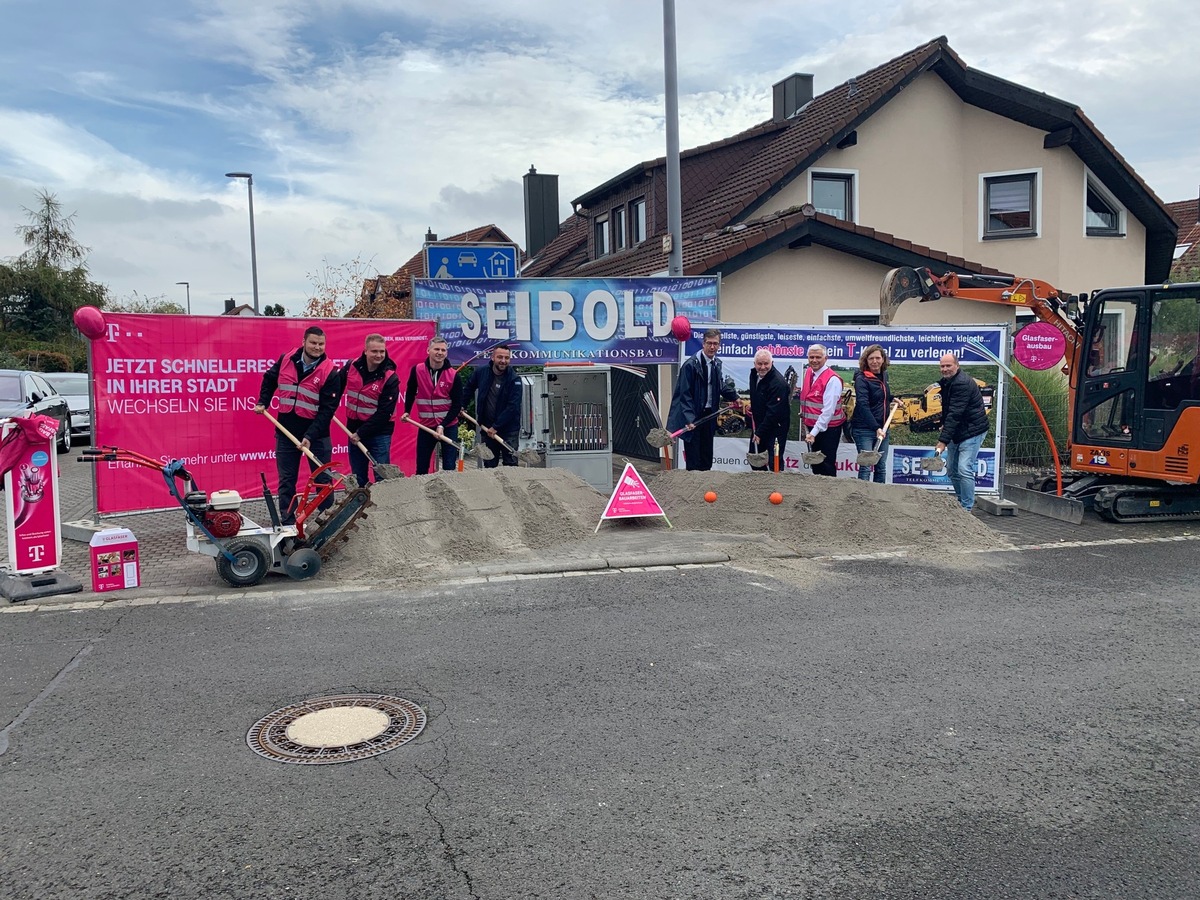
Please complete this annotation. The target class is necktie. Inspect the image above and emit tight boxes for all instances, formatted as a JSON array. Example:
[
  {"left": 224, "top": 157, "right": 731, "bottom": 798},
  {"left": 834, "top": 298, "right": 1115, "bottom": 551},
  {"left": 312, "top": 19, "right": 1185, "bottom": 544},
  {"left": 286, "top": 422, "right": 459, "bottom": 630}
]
[{"left": 702, "top": 356, "right": 711, "bottom": 408}]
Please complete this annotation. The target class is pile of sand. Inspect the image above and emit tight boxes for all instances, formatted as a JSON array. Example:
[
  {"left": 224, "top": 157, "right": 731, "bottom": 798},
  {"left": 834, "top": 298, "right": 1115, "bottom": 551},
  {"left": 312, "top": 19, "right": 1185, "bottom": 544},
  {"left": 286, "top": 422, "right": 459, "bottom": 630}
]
[
  {"left": 330, "top": 466, "right": 1008, "bottom": 581},
  {"left": 646, "top": 469, "right": 1008, "bottom": 558}
]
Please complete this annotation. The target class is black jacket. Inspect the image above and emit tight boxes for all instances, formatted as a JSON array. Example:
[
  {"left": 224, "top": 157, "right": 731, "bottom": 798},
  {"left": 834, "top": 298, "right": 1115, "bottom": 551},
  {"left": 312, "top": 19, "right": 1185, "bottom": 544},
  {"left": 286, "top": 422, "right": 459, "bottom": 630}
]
[
  {"left": 667, "top": 352, "right": 738, "bottom": 439},
  {"left": 937, "top": 368, "right": 989, "bottom": 444},
  {"left": 748, "top": 365, "right": 790, "bottom": 438},
  {"left": 464, "top": 364, "right": 522, "bottom": 439},
  {"left": 851, "top": 369, "right": 892, "bottom": 431},
  {"left": 344, "top": 352, "right": 400, "bottom": 440}
]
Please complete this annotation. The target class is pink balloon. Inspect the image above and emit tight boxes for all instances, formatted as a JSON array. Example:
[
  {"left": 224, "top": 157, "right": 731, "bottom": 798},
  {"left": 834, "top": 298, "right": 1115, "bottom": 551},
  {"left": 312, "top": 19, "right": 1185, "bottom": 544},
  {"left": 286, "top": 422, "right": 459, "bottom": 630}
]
[
  {"left": 74, "top": 306, "right": 107, "bottom": 341},
  {"left": 670, "top": 315, "right": 691, "bottom": 342}
]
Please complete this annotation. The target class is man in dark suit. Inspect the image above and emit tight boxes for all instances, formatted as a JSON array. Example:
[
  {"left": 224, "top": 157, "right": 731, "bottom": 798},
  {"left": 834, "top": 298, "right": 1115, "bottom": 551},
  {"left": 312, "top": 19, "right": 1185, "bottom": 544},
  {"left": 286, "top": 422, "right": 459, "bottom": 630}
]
[
  {"left": 666, "top": 328, "right": 738, "bottom": 471},
  {"left": 747, "top": 349, "right": 790, "bottom": 471}
]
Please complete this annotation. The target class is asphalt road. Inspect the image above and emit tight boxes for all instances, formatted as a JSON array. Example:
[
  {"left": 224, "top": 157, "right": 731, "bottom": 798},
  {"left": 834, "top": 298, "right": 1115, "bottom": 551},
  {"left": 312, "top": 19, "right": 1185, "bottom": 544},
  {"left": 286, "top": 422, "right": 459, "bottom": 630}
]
[{"left": 1, "top": 540, "right": 1197, "bottom": 899}]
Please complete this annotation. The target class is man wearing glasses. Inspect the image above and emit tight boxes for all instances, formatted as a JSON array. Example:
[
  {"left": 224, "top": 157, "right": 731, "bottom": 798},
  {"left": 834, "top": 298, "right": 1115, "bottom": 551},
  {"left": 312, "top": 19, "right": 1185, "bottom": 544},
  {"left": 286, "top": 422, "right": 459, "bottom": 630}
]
[{"left": 667, "top": 328, "right": 737, "bottom": 471}]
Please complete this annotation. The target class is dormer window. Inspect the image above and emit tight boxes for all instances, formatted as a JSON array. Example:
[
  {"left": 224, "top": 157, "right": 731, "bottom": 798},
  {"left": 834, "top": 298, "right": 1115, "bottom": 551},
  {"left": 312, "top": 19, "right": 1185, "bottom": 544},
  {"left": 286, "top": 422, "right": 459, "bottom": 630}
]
[
  {"left": 594, "top": 214, "right": 611, "bottom": 257},
  {"left": 631, "top": 198, "right": 647, "bottom": 244},
  {"left": 1085, "top": 176, "right": 1124, "bottom": 237}
]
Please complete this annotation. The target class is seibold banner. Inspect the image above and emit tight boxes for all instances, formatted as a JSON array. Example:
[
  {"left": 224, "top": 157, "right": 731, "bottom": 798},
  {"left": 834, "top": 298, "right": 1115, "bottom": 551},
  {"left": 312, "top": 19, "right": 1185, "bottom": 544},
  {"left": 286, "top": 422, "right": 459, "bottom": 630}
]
[
  {"left": 87, "top": 312, "right": 434, "bottom": 514},
  {"left": 412, "top": 276, "right": 720, "bottom": 364}
]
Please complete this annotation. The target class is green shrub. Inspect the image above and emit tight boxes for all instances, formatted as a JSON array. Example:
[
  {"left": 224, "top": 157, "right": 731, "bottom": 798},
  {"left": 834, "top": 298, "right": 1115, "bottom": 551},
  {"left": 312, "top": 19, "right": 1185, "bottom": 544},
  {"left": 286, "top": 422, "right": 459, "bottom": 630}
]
[{"left": 1005, "top": 364, "right": 1069, "bottom": 467}]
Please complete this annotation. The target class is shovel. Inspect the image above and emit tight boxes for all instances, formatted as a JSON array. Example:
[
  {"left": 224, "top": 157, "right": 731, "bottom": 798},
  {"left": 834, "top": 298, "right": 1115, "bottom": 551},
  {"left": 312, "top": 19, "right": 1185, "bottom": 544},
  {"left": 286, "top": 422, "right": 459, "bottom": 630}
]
[
  {"left": 461, "top": 411, "right": 542, "bottom": 466},
  {"left": 262, "top": 409, "right": 338, "bottom": 474},
  {"left": 798, "top": 420, "right": 825, "bottom": 467},
  {"left": 400, "top": 414, "right": 465, "bottom": 472},
  {"left": 332, "top": 418, "right": 404, "bottom": 480},
  {"left": 646, "top": 405, "right": 726, "bottom": 449},
  {"left": 920, "top": 450, "right": 947, "bottom": 473},
  {"left": 745, "top": 409, "right": 768, "bottom": 468},
  {"left": 856, "top": 402, "right": 900, "bottom": 468}
]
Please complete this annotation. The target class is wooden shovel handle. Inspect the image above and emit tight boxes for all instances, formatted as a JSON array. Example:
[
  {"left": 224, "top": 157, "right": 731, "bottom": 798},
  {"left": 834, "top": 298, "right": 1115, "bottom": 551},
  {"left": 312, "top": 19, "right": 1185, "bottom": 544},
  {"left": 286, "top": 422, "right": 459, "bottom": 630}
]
[
  {"left": 460, "top": 411, "right": 517, "bottom": 454},
  {"left": 401, "top": 414, "right": 462, "bottom": 449},
  {"left": 261, "top": 408, "right": 325, "bottom": 469}
]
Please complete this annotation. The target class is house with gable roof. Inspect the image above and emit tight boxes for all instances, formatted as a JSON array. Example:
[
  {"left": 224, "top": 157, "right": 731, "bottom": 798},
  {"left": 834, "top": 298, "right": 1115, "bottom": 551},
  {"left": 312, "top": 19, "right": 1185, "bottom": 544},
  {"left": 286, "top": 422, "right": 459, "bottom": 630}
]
[
  {"left": 523, "top": 36, "right": 1178, "bottom": 328},
  {"left": 1168, "top": 194, "right": 1200, "bottom": 277}
]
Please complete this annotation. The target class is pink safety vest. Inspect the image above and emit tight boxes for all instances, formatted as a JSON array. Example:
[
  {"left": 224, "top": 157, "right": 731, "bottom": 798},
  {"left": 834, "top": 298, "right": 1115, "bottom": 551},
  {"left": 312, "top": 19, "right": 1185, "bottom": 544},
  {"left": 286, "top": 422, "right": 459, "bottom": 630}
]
[
  {"left": 277, "top": 355, "right": 336, "bottom": 419},
  {"left": 801, "top": 366, "right": 845, "bottom": 429},
  {"left": 345, "top": 364, "right": 385, "bottom": 422},
  {"left": 415, "top": 363, "right": 457, "bottom": 427}
]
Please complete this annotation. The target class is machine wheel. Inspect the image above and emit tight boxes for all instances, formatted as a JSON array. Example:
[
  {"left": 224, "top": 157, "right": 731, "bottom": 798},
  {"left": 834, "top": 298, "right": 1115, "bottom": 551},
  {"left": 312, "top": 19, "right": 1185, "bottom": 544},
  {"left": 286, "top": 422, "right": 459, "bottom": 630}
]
[
  {"left": 216, "top": 541, "right": 271, "bottom": 587},
  {"left": 283, "top": 548, "right": 322, "bottom": 580},
  {"left": 57, "top": 419, "right": 71, "bottom": 454}
]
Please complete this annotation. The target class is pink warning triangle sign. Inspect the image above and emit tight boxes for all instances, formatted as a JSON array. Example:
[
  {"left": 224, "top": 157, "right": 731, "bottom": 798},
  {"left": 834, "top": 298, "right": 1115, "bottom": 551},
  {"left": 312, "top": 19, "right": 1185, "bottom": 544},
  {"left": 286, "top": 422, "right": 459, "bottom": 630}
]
[{"left": 596, "top": 463, "right": 671, "bottom": 532}]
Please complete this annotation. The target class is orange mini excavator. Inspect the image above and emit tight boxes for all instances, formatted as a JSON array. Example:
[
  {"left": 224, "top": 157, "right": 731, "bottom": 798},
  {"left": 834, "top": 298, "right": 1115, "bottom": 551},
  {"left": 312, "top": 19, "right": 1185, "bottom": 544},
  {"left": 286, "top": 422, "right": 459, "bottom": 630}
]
[{"left": 881, "top": 266, "right": 1200, "bottom": 522}]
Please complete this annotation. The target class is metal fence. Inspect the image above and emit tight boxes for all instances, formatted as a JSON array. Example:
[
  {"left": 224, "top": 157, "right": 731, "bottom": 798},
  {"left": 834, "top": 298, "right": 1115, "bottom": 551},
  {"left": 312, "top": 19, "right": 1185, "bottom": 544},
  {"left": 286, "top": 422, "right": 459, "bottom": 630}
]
[{"left": 1000, "top": 368, "right": 1071, "bottom": 476}]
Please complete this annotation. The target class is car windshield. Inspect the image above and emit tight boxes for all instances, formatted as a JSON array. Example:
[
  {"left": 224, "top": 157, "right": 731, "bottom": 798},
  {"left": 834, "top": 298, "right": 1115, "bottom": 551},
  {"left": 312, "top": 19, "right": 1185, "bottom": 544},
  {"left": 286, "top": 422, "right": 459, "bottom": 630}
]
[
  {"left": 0, "top": 374, "right": 22, "bottom": 402},
  {"left": 46, "top": 377, "right": 88, "bottom": 396}
]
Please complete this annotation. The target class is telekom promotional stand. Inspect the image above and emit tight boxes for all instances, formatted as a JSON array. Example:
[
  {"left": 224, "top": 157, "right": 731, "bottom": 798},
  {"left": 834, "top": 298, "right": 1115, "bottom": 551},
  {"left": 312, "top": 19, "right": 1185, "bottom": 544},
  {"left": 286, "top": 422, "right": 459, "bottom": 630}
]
[{"left": 78, "top": 310, "right": 435, "bottom": 515}]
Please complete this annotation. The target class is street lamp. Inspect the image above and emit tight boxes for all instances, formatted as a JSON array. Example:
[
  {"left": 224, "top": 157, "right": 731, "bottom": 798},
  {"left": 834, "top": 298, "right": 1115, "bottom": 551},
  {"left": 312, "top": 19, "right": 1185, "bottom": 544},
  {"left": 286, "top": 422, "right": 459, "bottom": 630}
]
[
  {"left": 225, "top": 172, "right": 260, "bottom": 314},
  {"left": 175, "top": 281, "right": 191, "bottom": 315}
]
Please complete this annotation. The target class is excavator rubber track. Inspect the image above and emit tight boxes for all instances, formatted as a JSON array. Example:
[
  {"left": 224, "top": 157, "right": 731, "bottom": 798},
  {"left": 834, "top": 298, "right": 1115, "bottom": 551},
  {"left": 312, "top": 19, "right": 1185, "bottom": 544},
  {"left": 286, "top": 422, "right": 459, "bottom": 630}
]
[
  {"left": 1092, "top": 484, "right": 1200, "bottom": 523},
  {"left": 300, "top": 487, "right": 374, "bottom": 558}
]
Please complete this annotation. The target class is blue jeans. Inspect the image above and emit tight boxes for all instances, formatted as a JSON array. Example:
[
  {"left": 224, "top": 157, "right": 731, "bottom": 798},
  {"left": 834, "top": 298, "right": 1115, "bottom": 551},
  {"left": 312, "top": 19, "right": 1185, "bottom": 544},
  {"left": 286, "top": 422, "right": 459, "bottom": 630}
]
[
  {"left": 944, "top": 431, "right": 985, "bottom": 510},
  {"left": 348, "top": 432, "right": 392, "bottom": 484},
  {"left": 852, "top": 427, "right": 888, "bottom": 483}
]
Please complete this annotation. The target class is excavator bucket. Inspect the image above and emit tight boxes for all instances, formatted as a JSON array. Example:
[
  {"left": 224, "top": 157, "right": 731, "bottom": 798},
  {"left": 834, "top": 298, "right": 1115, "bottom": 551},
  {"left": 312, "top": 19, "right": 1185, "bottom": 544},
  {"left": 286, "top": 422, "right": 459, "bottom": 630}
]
[{"left": 880, "top": 266, "right": 936, "bottom": 326}]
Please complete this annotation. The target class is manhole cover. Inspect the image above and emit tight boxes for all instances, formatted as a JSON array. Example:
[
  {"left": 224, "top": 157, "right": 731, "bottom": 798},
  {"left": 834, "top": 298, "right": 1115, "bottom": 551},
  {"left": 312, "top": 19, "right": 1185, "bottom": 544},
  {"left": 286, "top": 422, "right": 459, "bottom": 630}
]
[{"left": 247, "top": 694, "right": 426, "bottom": 765}]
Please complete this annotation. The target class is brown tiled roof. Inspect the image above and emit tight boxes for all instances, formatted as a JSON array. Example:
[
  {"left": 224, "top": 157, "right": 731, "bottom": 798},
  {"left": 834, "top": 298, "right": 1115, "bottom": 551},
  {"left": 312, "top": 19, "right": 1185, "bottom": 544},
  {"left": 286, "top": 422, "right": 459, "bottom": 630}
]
[
  {"left": 349, "top": 224, "right": 519, "bottom": 319},
  {"left": 1168, "top": 198, "right": 1200, "bottom": 274},
  {"left": 530, "top": 35, "right": 1178, "bottom": 283}
]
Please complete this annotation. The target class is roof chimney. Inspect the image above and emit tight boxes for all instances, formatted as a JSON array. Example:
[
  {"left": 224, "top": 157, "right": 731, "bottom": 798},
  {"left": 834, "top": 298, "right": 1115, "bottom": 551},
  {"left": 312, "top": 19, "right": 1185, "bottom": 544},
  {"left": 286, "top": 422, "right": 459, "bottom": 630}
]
[
  {"left": 425, "top": 227, "right": 437, "bottom": 243},
  {"left": 523, "top": 165, "right": 561, "bottom": 259},
  {"left": 772, "top": 73, "right": 814, "bottom": 123},
  {"left": 224, "top": 298, "right": 235, "bottom": 313}
]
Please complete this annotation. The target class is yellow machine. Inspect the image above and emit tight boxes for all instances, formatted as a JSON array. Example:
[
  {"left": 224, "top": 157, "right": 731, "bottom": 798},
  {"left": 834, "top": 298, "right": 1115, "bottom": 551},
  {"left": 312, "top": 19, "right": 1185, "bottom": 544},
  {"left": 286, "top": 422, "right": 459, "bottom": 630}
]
[{"left": 892, "top": 379, "right": 995, "bottom": 433}]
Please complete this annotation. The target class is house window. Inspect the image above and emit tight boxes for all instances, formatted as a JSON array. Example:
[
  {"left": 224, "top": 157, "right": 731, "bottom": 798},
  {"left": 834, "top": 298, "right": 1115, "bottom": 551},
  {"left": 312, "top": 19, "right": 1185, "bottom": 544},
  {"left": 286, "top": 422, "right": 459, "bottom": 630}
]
[
  {"left": 612, "top": 207, "right": 626, "bottom": 250},
  {"left": 812, "top": 173, "right": 854, "bottom": 222},
  {"left": 1086, "top": 178, "right": 1123, "bottom": 237},
  {"left": 984, "top": 172, "right": 1037, "bottom": 238},
  {"left": 594, "top": 215, "right": 611, "bottom": 257},
  {"left": 631, "top": 198, "right": 646, "bottom": 244},
  {"left": 827, "top": 312, "right": 879, "bottom": 326}
]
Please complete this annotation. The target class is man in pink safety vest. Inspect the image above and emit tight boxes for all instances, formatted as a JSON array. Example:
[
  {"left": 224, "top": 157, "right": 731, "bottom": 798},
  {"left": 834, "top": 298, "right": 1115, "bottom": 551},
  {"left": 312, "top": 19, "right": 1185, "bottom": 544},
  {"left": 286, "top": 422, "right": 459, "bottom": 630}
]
[
  {"left": 800, "top": 343, "right": 845, "bottom": 477},
  {"left": 401, "top": 336, "right": 463, "bottom": 474},
  {"left": 255, "top": 325, "right": 342, "bottom": 523}
]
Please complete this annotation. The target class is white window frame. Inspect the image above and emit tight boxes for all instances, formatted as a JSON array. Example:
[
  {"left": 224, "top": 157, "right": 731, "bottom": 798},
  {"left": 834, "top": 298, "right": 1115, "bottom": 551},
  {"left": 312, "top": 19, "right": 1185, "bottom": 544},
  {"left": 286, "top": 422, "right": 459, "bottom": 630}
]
[
  {"left": 979, "top": 168, "right": 1041, "bottom": 241},
  {"left": 630, "top": 198, "right": 647, "bottom": 245},
  {"left": 1083, "top": 170, "right": 1126, "bottom": 238},
  {"left": 594, "top": 214, "right": 611, "bottom": 257},
  {"left": 808, "top": 168, "right": 859, "bottom": 223},
  {"left": 824, "top": 308, "right": 879, "bottom": 326}
]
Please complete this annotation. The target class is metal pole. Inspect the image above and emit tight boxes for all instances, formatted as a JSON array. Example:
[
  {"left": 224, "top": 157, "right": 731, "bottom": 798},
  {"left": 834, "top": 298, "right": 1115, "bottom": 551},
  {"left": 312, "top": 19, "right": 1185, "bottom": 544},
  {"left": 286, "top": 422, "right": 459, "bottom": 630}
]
[
  {"left": 176, "top": 281, "right": 190, "bottom": 315},
  {"left": 246, "top": 176, "right": 260, "bottom": 315},
  {"left": 663, "top": 0, "right": 683, "bottom": 277}
]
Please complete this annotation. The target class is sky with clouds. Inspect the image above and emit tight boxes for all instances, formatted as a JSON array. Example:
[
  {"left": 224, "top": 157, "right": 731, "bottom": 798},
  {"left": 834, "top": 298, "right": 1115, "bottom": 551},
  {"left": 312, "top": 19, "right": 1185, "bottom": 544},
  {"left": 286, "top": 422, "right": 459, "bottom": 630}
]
[{"left": 0, "top": 0, "right": 1196, "bottom": 316}]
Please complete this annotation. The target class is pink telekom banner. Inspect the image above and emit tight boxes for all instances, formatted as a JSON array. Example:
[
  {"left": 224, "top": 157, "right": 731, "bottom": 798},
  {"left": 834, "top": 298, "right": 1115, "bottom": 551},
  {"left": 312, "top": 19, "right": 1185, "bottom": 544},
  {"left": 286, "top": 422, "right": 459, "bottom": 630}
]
[
  {"left": 84, "top": 312, "right": 435, "bottom": 514},
  {"left": 2, "top": 414, "right": 63, "bottom": 574}
]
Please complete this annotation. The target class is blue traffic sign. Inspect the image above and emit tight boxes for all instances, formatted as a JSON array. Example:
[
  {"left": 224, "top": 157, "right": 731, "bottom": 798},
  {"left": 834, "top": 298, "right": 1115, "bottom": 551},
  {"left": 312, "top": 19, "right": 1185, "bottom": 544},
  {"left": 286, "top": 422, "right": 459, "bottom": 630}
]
[{"left": 425, "top": 243, "right": 518, "bottom": 279}]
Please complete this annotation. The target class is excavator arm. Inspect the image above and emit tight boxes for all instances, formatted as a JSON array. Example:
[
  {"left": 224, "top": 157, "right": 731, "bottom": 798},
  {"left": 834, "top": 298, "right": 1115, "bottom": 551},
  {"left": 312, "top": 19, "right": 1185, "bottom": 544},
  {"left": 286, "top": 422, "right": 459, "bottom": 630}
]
[{"left": 880, "top": 266, "right": 1085, "bottom": 377}]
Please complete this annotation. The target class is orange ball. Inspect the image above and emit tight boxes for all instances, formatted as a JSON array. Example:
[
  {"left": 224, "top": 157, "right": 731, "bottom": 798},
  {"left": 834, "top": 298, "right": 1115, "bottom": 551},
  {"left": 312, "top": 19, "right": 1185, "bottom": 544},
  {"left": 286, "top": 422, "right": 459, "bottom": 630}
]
[
  {"left": 769, "top": 492, "right": 783, "bottom": 505},
  {"left": 704, "top": 491, "right": 717, "bottom": 503}
]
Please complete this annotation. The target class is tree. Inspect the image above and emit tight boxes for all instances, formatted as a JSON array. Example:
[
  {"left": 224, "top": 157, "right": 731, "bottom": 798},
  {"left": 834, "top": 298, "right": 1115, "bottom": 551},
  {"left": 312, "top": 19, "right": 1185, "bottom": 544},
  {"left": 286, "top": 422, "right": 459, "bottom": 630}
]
[
  {"left": 263, "top": 303, "right": 287, "bottom": 316},
  {"left": 16, "top": 189, "right": 89, "bottom": 268},
  {"left": 300, "top": 255, "right": 378, "bottom": 318},
  {"left": 105, "top": 291, "right": 185, "bottom": 314},
  {"left": 1, "top": 188, "right": 109, "bottom": 342}
]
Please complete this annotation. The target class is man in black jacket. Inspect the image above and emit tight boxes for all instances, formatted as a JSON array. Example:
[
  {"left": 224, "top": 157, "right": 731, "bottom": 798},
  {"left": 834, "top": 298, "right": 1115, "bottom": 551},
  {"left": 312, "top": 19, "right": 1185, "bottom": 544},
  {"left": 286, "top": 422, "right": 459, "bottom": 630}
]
[
  {"left": 747, "top": 349, "right": 790, "bottom": 471},
  {"left": 666, "top": 328, "right": 739, "bottom": 471},
  {"left": 935, "top": 353, "right": 990, "bottom": 510},
  {"left": 463, "top": 345, "right": 522, "bottom": 467}
]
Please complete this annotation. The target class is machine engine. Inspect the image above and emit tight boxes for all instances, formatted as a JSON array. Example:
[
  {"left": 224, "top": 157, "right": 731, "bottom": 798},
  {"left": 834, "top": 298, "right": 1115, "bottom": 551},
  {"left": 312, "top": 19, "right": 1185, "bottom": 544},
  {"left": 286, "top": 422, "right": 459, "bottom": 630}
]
[{"left": 185, "top": 489, "right": 245, "bottom": 539}]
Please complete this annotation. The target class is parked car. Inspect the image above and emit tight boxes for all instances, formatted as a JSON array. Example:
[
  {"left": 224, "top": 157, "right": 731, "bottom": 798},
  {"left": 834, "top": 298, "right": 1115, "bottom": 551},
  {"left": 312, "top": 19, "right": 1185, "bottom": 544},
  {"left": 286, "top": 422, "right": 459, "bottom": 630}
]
[
  {"left": 44, "top": 372, "right": 91, "bottom": 440},
  {"left": 0, "top": 369, "right": 73, "bottom": 453}
]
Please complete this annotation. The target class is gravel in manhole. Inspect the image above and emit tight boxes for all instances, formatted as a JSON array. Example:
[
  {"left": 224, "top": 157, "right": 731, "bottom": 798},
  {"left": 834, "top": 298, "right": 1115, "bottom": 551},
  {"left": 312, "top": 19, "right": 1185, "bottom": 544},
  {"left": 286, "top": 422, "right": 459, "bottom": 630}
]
[{"left": 247, "top": 693, "right": 426, "bottom": 765}]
